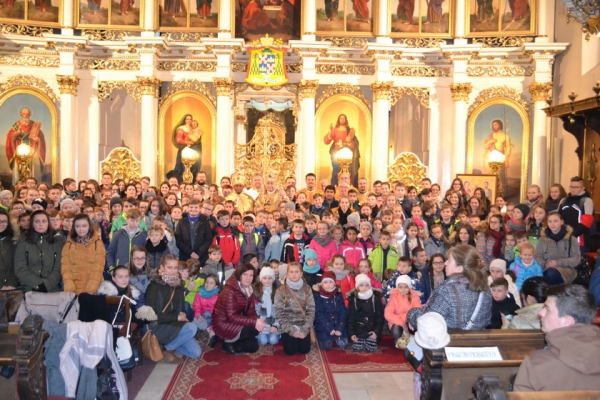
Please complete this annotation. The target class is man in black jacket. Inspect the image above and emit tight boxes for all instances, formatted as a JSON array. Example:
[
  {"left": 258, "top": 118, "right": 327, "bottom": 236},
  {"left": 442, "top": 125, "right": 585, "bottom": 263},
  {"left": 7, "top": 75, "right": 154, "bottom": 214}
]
[{"left": 175, "top": 199, "right": 213, "bottom": 263}]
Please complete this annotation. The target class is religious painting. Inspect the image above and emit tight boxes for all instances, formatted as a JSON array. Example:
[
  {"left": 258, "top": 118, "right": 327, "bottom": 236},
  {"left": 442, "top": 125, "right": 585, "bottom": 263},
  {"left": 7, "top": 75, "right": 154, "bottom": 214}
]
[
  {"left": 0, "top": 88, "right": 58, "bottom": 189},
  {"left": 235, "top": 0, "right": 301, "bottom": 42},
  {"left": 158, "top": 90, "right": 216, "bottom": 183},
  {"left": 466, "top": 0, "right": 537, "bottom": 36},
  {"left": 0, "top": 0, "right": 61, "bottom": 26},
  {"left": 467, "top": 99, "right": 530, "bottom": 204},
  {"left": 159, "top": 0, "right": 220, "bottom": 30},
  {"left": 390, "top": 0, "right": 454, "bottom": 37},
  {"left": 456, "top": 174, "right": 498, "bottom": 203},
  {"left": 315, "top": 94, "right": 371, "bottom": 187},
  {"left": 76, "top": 0, "right": 142, "bottom": 27},
  {"left": 315, "top": 0, "right": 374, "bottom": 35}
]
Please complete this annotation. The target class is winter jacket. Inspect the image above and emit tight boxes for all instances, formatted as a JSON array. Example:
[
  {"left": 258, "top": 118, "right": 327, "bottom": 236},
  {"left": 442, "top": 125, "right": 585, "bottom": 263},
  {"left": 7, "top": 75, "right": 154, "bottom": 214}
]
[
  {"left": 407, "top": 273, "right": 492, "bottom": 330},
  {"left": 109, "top": 212, "right": 147, "bottom": 239},
  {"left": 340, "top": 240, "right": 366, "bottom": 270},
  {"left": 96, "top": 280, "right": 141, "bottom": 299},
  {"left": 61, "top": 230, "right": 105, "bottom": 294},
  {"left": 368, "top": 244, "right": 400, "bottom": 279},
  {"left": 502, "top": 303, "right": 543, "bottom": 330},
  {"left": 423, "top": 237, "right": 448, "bottom": 259},
  {"left": 307, "top": 235, "right": 338, "bottom": 267},
  {"left": 346, "top": 289, "right": 384, "bottom": 341},
  {"left": 145, "top": 238, "right": 171, "bottom": 270},
  {"left": 212, "top": 225, "right": 241, "bottom": 267},
  {"left": 488, "top": 295, "right": 520, "bottom": 329},
  {"left": 509, "top": 256, "right": 544, "bottom": 292},
  {"left": 145, "top": 271, "right": 187, "bottom": 345},
  {"left": 357, "top": 237, "right": 376, "bottom": 257},
  {"left": 534, "top": 226, "right": 580, "bottom": 283},
  {"left": 183, "top": 277, "right": 204, "bottom": 306},
  {"left": 238, "top": 231, "right": 265, "bottom": 265},
  {"left": 147, "top": 211, "right": 174, "bottom": 230},
  {"left": 212, "top": 274, "right": 258, "bottom": 340},
  {"left": 384, "top": 289, "right": 422, "bottom": 329},
  {"left": 253, "top": 283, "right": 280, "bottom": 334},
  {"left": 106, "top": 228, "right": 147, "bottom": 270},
  {"left": 312, "top": 286, "right": 348, "bottom": 342},
  {"left": 282, "top": 233, "right": 311, "bottom": 263},
  {"left": 193, "top": 291, "right": 218, "bottom": 317},
  {"left": 274, "top": 280, "right": 316, "bottom": 336},
  {"left": 486, "top": 274, "right": 521, "bottom": 307},
  {"left": 175, "top": 214, "right": 213, "bottom": 263},
  {"left": 514, "top": 324, "right": 600, "bottom": 391},
  {"left": 0, "top": 234, "right": 17, "bottom": 288},
  {"left": 331, "top": 269, "right": 355, "bottom": 307},
  {"left": 14, "top": 233, "right": 65, "bottom": 292},
  {"left": 383, "top": 270, "right": 425, "bottom": 303},
  {"left": 264, "top": 231, "right": 290, "bottom": 262},
  {"left": 476, "top": 232, "right": 503, "bottom": 269}
]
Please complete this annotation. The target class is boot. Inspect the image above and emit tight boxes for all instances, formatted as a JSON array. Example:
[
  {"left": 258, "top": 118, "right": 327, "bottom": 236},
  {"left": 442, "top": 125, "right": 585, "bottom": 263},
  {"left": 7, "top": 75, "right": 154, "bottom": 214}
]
[
  {"left": 162, "top": 349, "right": 184, "bottom": 364},
  {"left": 209, "top": 335, "right": 222, "bottom": 348},
  {"left": 221, "top": 342, "right": 244, "bottom": 355}
]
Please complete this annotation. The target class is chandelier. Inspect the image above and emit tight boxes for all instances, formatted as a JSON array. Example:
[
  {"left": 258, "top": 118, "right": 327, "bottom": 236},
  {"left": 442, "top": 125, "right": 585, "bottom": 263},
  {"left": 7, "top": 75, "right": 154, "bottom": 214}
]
[{"left": 562, "top": 0, "right": 600, "bottom": 40}]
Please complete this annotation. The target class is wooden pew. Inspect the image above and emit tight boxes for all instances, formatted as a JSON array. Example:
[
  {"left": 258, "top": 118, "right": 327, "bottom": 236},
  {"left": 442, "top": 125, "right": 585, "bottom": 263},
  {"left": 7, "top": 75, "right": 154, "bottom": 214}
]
[
  {"left": 472, "top": 374, "right": 600, "bottom": 400},
  {"left": 420, "top": 329, "right": 546, "bottom": 400}
]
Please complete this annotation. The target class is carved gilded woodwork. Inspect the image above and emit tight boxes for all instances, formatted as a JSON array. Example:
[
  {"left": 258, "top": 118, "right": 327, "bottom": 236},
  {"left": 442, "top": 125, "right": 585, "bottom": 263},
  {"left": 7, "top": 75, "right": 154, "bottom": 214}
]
[
  {"left": 450, "top": 83, "right": 472, "bottom": 102},
  {"left": 468, "top": 66, "right": 534, "bottom": 77},
  {"left": 213, "top": 78, "right": 234, "bottom": 98},
  {"left": 468, "top": 86, "right": 530, "bottom": 116},
  {"left": 298, "top": 80, "right": 319, "bottom": 100},
  {"left": 157, "top": 61, "right": 217, "bottom": 72},
  {"left": 472, "top": 37, "right": 533, "bottom": 47},
  {"left": 0, "top": 55, "right": 59, "bottom": 68},
  {"left": 371, "top": 82, "right": 393, "bottom": 101},
  {"left": 394, "top": 38, "right": 445, "bottom": 48},
  {"left": 159, "top": 80, "right": 216, "bottom": 109},
  {"left": 391, "top": 66, "right": 450, "bottom": 77},
  {"left": 160, "top": 32, "right": 216, "bottom": 42},
  {"left": 316, "top": 64, "right": 375, "bottom": 75},
  {"left": 528, "top": 82, "right": 553, "bottom": 102},
  {"left": 77, "top": 59, "right": 140, "bottom": 70},
  {"left": 81, "top": 30, "right": 138, "bottom": 41},
  {"left": 390, "top": 87, "right": 430, "bottom": 109},
  {"left": 101, "top": 147, "right": 142, "bottom": 182},
  {"left": 97, "top": 81, "right": 139, "bottom": 102},
  {"left": 562, "top": 0, "right": 600, "bottom": 40},
  {"left": 587, "top": 143, "right": 598, "bottom": 196},
  {"left": 232, "top": 63, "right": 247, "bottom": 72},
  {"left": 136, "top": 76, "right": 161, "bottom": 98},
  {"left": 14, "top": 315, "right": 48, "bottom": 399},
  {"left": 316, "top": 83, "right": 371, "bottom": 110},
  {"left": 0, "top": 25, "right": 52, "bottom": 37},
  {"left": 387, "top": 152, "right": 428, "bottom": 192},
  {"left": 234, "top": 113, "right": 297, "bottom": 191},
  {"left": 318, "top": 37, "right": 368, "bottom": 48},
  {"left": 286, "top": 64, "right": 303, "bottom": 73},
  {"left": 56, "top": 75, "right": 80, "bottom": 96},
  {"left": 0, "top": 75, "right": 60, "bottom": 105}
]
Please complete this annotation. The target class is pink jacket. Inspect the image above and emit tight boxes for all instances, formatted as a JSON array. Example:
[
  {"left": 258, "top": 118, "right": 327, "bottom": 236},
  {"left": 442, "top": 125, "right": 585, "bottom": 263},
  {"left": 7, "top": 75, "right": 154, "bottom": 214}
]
[
  {"left": 384, "top": 289, "right": 422, "bottom": 329},
  {"left": 308, "top": 236, "right": 338, "bottom": 267},
  {"left": 193, "top": 292, "right": 219, "bottom": 317},
  {"left": 366, "top": 271, "right": 382, "bottom": 290},
  {"left": 340, "top": 240, "right": 366, "bottom": 270}
]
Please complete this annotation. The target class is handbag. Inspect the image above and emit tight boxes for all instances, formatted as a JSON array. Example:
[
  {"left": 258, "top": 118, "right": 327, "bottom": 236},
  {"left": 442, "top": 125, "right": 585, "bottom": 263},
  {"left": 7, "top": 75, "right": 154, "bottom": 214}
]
[
  {"left": 568, "top": 239, "right": 592, "bottom": 286},
  {"left": 287, "top": 286, "right": 316, "bottom": 344},
  {"left": 112, "top": 296, "right": 135, "bottom": 371},
  {"left": 142, "top": 289, "right": 175, "bottom": 362}
]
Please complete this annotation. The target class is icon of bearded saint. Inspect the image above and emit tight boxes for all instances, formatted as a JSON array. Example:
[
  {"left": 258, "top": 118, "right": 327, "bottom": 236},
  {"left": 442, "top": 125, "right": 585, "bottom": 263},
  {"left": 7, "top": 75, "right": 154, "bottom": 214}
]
[{"left": 5, "top": 106, "right": 47, "bottom": 179}]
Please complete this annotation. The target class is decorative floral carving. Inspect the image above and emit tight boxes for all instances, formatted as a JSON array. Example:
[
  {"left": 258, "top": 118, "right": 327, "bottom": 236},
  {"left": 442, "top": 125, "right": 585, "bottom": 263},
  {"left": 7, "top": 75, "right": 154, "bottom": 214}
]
[
  {"left": 0, "top": 55, "right": 59, "bottom": 67},
  {"left": 232, "top": 62, "right": 248, "bottom": 72},
  {"left": 97, "top": 81, "right": 139, "bottom": 102},
  {"left": 388, "top": 152, "right": 428, "bottom": 191},
  {"left": 100, "top": 147, "right": 142, "bottom": 182},
  {"left": 160, "top": 32, "right": 216, "bottom": 42},
  {"left": 298, "top": 80, "right": 319, "bottom": 100},
  {"left": 0, "top": 75, "right": 59, "bottom": 104},
  {"left": 472, "top": 36, "right": 534, "bottom": 47},
  {"left": 286, "top": 64, "right": 302, "bottom": 73},
  {"left": 371, "top": 82, "right": 393, "bottom": 101},
  {"left": 157, "top": 61, "right": 217, "bottom": 71},
  {"left": 0, "top": 24, "right": 52, "bottom": 36},
  {"left": 394, "top": 38, "right": 445, "bottom": 48},
  {"left": 450, "top": 83, "right": 472, "bottom": 102},
  {"left": 528, "top": 82, "right": 553, "bottom": 102},
  {"left": 77, "top": 59, "right": 140, "bottom": 70},
  {"left": 390, "top": 87, "right": 430, "bottom": 108},
  {"left": 391, "top": 66, "right": 450, "bottom": 77},
  {"left": 318, "top": 36, "right": 367, "bottom": 47},
  {"left": 56, "top": 75, "right": 80, "bottom": 96},
  {"left": 316, "top": 83, "right": 371, "bottom": 110},
  {"left": 468, "top": 86, "right": 530, "bottom": 116},
  {"left": 82, "top": 30, "right": 138, "bottom": 41},
  {"left": 213, "top": 78, "right": 234, "bottom": 97},
  {"left": 136, "top": 76, "right": 160, "bottom": 98},
  {"left": 316, "top": 64, "right": 375, "bottom": 75},
  {"left": 467, "top": 65, "right": 534, "bottom": 76},
  {"left": 159, "top": 79, "right": 216, "bottom": 108}
]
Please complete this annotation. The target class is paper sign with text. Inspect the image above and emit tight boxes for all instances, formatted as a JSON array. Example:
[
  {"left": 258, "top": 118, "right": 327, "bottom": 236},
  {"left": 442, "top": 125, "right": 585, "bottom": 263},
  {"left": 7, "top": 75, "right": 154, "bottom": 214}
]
[{"left": 445, "top": 347, "right": 503, "bottom": 362}]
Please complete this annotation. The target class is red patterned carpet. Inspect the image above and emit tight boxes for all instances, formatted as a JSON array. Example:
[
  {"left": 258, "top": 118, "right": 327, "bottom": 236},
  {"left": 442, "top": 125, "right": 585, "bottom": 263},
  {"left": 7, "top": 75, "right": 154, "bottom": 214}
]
[
  {"left": 321, "top": 336, "right": 413, "bottom": 373},
  {"left": 162, "top": 338, "right": 339, "bottom": 400}
]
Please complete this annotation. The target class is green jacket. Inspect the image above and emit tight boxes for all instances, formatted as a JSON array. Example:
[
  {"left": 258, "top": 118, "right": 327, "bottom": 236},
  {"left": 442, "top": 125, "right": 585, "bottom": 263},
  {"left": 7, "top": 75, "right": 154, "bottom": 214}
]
[
  {"left": 14, "top": 233, "right": 66, "bottom": 292},
  {"left": 368, "top": 244, "right": 400, "bottom": 278},
  {"left": 109, "top": 212, "right": 147, "bottom": 240},
  {"left": 184, "top": 277, "right": 204, "bottom": 306}
]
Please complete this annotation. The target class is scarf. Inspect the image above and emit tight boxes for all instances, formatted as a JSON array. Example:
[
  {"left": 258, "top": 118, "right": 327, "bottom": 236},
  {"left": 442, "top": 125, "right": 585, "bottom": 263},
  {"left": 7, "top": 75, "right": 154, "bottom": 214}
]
[
  {"left": 546, "top": 226, "right": 567, "bottom": 243},
  {"left": 260, "top": 285, "right": 273, "bottom": 317},
  {"left": 161, "top": 273, "right": 181, "bottom": 287},
  {"left": 303, "top": 261, "right": 321, "bottom": 274},
  {"left": 319, "top": 285, "right": 337, "bottom": 298},
  {"left": 75, "top": 234, "right": 90, "bottom": 245},
  {"left": 146, "top": 238, "right": 168, "bottom": 253},
  {"left": 312, "top": 235, "right": 333, "bottom": 248},
  {"left": 199, "top": 285, "right": 220, "bottom": 298},
  {"left": 489, "top": 229, "right": 505, "bottom": 258},
  {"left": 238, "top": 281, "right": 253, "bottom": 297},
  {"left": 329, "top": 268, "right": 350, "bottom": 281},
  {"left": 357, "top": 288, "right": 373, "bottom": 300},
  {"left": 431, "top": 236, "right": 445, "bottom": 248},
  {"left": 188, "top": 214, "right": 200, "bottom": 223},
  {"left": 286, "top": 278, "right": 304, "bottom": 291}
]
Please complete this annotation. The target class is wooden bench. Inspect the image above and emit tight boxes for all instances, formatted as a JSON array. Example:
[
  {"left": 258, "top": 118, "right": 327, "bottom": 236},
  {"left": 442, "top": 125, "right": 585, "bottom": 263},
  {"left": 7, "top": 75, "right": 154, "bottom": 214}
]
[
  {"left": 472, "top": 374, "right": 600, "bottom": 400},
  {"left": 0, "top": 314, "right": 48, "bottom": 399},
  {"left": 420, "top": 329, "right": 547, "bottom": 400}
]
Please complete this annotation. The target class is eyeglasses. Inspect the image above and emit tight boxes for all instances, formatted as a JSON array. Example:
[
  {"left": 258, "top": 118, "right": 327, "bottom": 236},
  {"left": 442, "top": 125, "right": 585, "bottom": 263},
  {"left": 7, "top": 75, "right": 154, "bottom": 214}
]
[
  {"left": 569, "top": 186, "right": 583, "bottom": 189},
  {"left": 12, "top": 207, "right": 24, "bottom": 211},
  {"left": 132, "top": 257, "right": 146, "bottom": 262},
  {"left": 203, "top": 207, "right": 213, "bottom": 212},
  {"left": 432, "top": 261, "right": 445, "bottom": 265},
  {"left": 0, "top": 220, "right": 8, "bottom": 225}
]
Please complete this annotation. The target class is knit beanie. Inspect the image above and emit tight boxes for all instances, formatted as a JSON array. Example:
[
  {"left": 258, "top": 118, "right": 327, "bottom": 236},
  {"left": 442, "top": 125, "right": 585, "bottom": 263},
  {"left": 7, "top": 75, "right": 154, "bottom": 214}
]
[
  {"left": 303, "top": 248, "right": 318, "bottom": 262},
  {"left": 355, "top": 273, "right": 371, "bottom": 288},
  {"left": 359, "top": 221, "right": 372, "bottom": 232},
  {"left": 61, "top": 198, "right": 76, "bottom": 209},
  {"left": 32, "top": 198, "right": 47, "bottom": 210},
  {"left": 110, "top": 197, "right": 123, "bottom": 208},
  {"left": 396, "top": 275, "right": 412, "bottom": 289},
  {"left": 0, "top": 190, "right": 11, "bottom": 203},
  {"left": 489, "top": 259, "right": 507, "bottom": 275},
  {"left": 414, "top": 312, "right": 450, "bottom": 349},
  {"left": 346, "top": 212, "right": 360, "bottom": 228},
  {"left": 283, "top": 201, "right": 296, "bottom": 211},
  {"left": 259, "top": 267, "right": 275, "bottom": 280},
  {"left": 514, "top": 203, "right": 530, "bottom": 219},
  {"left": 321, "top": 270, "right": 336, "bottom": 284},
  {"left": 278, "top": 263, "right": 288, "bottom": 278}
]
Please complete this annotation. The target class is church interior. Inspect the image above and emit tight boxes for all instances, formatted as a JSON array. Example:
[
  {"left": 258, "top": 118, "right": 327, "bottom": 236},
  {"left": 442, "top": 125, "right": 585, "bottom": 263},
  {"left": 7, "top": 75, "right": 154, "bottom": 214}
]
[{"left": 1, "top": 1, "right": 600, "bottom": 399}]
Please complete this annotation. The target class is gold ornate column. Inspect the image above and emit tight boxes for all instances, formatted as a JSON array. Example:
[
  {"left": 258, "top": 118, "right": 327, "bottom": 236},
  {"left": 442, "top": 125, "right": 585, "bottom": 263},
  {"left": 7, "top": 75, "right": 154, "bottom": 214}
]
[
  {"left": 450, "top": 82, "right": 472, "bottom": 175},
  {"left": 56, "top": 75, "right": 80, "bottom": 180},
  {"left": 371, "top": 82, "right": 393, "bottom": 182},
  {"left": 298, "top": 80, "right": 319, "bottom": 181},
  {"left": 529, "top": 82, "right": 552, "bottom": 191},
  {"left": 214, "top": 78, "right": 235, "bottom": 179},
  {"left": 137, "top": 76, "right": 161, "bottom": 183}
]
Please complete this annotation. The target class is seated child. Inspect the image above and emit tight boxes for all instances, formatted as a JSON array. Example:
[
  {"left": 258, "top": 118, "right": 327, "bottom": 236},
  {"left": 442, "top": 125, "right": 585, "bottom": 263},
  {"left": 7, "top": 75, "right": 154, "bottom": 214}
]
[
  {"left": 180, "top": 260, "right": 203, "bottom": 321},
  {"left": 313, "top": 271, "right": 348, "bottom": 350},
  {"left": 254, "top": 267, "right": 281, "bottom": 345},
  {"left": 193, "top": 273, "right": 220, "bottom": 335},
  {"left": 97, "top": 265, "right": 141, "bottom": 322},
  {"left": 146, "top": 226, "right": 172, "bottom": 270},
  {"left": 356, "top": 258, "right": 382, "bottom": 289},
  {"left": 302, "top": 248, "right": 324, "bottom": 288},
  {"left": 504, "top": 232, "right": 517, "bottom": 265},
  {"left": 203, "top": 244, "right": 228, "bottom": 287},
  {"left": 487, "top": 277, "right": 520, "bottom": 329},
  {"left": 509, "top": 242, "right": 543, "bottom": 292},
  {"left": 383, "top": 256, "right": 424, "bottom": 304},
  {"left": 487, "top": 259, "right": 521, "bottom": 306},
  {"left": 127, "top": 246, "right": 150, "bottom": 305},
  {"left": 328, "top": 255, "right": 356, "bottom": 307},
  {"left": 347, "top": 274, "right": 384, "bottom": 353},
  {"left": 384, "top": 275, "right": 422, "bottom": 345}
]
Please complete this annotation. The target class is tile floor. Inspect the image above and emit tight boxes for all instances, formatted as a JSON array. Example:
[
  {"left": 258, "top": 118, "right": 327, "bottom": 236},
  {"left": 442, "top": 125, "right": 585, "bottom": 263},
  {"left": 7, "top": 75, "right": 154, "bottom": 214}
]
[{"left": 135, "top": 363, "right": 415, "bottom": 400}]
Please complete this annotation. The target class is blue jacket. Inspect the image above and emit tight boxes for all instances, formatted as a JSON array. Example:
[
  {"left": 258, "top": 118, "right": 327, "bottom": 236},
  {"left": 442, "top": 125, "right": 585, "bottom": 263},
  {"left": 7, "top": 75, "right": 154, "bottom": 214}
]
[
  {"left": 510, "top": 256, "right": 544, "bottom": 291},
  {"left": 106, "top": 228, "right": 147, "bottom": 270},
  {"left": 313, "top": 290, "right": 348, "bottom": 342},
  {"left": 264, "top": 230, "right": 290, "bottom": 262}
]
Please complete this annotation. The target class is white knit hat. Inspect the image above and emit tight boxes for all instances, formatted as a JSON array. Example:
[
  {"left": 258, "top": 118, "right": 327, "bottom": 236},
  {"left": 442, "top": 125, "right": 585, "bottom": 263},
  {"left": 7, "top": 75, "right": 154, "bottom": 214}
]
[
  {"left": 415, "top": 312, "right": 450, "bottom": 350},
  {"left": 396, "top": 275, "right": 412, "bottom": 289},
  {"left": 489, "top": 259, "right": 507, "bottom": 275},
  {"left": 355, "top": 273, "right": 371, "bottom": 288},
  {"left": 259, "top": 267, "right": 275, "bottom": 280},
  {"left": 277, "top": 263, "right": 288, "bottom": 278}
]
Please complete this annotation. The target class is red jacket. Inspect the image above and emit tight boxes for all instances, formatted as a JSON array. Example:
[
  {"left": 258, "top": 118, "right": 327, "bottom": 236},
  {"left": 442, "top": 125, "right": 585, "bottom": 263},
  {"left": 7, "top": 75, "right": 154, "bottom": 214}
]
[
  {"left": 212, "top": 225, "right": 240, "bottom": 267},
  {"left": 308, "top": 236, "right": 338, "bottom": 267},
  {"left": 212, "top": 274, "right": 258, "bottom": 340},
  {"left": 334, "top": 271, "right": 355, "bottom": 307},
  {"left": 282, "top": 233, "right": 311, "bottom": 263},
  {"left": 340, "top": 240, "right": 366, "bottom": 270}
]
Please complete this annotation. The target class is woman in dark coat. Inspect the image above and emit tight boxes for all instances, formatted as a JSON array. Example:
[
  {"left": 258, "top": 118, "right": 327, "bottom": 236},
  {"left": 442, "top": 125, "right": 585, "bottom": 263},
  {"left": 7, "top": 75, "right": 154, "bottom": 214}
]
[
  {"left": 0, "top": 209, "right": 17, "bottom": 290},
  {"left": 212, "top": 263, "right": 264, "bottom": 355},
  {"left": 145, "top": 254, "right": 201, "bottom": 363}
]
